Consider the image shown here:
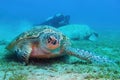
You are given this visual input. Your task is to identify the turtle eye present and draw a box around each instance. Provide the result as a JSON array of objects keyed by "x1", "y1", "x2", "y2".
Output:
[
  {"x1": 52, "y1": 40, "x2": 57, "y2": 45},
  {"x1": 48, "y1": 36, "x2": 52, "y2": 43}
]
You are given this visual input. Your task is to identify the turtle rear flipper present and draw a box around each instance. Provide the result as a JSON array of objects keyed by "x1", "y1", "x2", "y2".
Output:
[{"x1": 64, "y1": 47, "x2": 115, "y2": 65}]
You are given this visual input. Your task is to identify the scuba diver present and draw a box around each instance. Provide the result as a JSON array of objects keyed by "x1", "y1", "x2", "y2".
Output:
[{"x1": 38, "y1": 13, "x2": 70, "y2": 28}]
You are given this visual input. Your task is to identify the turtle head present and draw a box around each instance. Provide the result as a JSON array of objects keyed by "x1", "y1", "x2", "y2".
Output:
[{"x1": 40, "y1": 32, "x2": 61, "y2": 50}]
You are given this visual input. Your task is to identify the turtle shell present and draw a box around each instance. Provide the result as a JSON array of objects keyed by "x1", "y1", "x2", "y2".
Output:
[{"x1": 6, "y1": 25, "x2": 67, "y2": 51}]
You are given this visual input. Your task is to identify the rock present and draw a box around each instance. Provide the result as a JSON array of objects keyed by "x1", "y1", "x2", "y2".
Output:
[{"x1": 58, "y1": 24, "x2": 98, "y2": 41}]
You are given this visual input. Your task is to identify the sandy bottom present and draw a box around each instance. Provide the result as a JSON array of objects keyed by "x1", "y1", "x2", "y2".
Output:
[{"x1": 0, "y1": 31, "x2": 120, "y2": 80}]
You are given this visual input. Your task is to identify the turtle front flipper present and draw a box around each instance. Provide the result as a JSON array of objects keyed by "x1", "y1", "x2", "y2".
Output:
[
  {"x1": 14, "y1": 43, "x2": 32, "y2": 65},
  {"x1": 64, "y1": 47, "x2": 115, "y2": 65}
]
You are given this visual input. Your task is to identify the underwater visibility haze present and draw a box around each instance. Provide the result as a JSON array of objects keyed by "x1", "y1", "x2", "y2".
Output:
[{"x1": 0, "y1": 0, "x2": 120, "y2": 80}]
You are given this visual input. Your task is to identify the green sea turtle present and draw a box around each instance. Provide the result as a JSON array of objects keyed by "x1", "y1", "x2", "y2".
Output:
[{"x1": 6, "y1": 25, "x2": 113, "y2": 65}]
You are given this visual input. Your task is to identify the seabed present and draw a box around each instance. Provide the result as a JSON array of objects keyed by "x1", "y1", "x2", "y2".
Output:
[{"x1": 0, "y1": 30, "x2": 120, "y2": 80}]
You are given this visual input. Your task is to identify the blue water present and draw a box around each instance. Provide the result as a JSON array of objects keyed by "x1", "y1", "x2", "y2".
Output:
[
  {"x1": 0, "y1": 0, "x2": 120, "y2": 27},
  {"x1": 0, "y1": 1, "x2": 120, "y2": 79},
  {"x1": 0, "y1": 0, "x2": 120, "y2": 40}
]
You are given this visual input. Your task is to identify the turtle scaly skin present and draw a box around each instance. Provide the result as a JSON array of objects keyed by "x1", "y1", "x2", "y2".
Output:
[
  {"x1": 6, "y1": 25, "x2": 114, "y2": 65},
  {"x1": 64, "y1": 47, "x2": 113, "y2": 64}
]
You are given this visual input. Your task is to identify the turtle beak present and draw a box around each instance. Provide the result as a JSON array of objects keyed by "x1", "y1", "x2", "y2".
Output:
[
  {"x1": 47, "y1": 36, "x2": 60, "y2": 49},
  {"x1": 48, "y1": 36, "x2": 58, "y2": 45}
]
